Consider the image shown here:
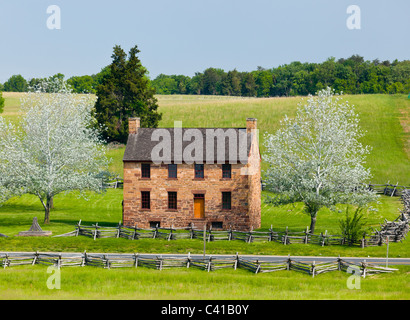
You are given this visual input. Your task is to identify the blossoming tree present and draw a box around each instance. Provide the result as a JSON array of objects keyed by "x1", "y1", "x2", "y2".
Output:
[
  {"x1": 263, "y1": 87, "x2": 378, "y2": 234},
  {"x1": 0, "y1": 80, "x2": 109, "y2": 224}
]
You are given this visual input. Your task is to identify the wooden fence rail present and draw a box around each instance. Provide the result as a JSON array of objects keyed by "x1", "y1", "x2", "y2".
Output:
[
  {"x1": 55, "y1": 219, "x2": 408, "y2": 248},
  {"x1": 53, "y1": 190, "x2": 410, "y2": 248},
  {"x1": 0, "y1": 252, "x2": 398, "y2": 278},
  {"x1": 263, "y1": 182, "x2": 408, "y2": 197}
]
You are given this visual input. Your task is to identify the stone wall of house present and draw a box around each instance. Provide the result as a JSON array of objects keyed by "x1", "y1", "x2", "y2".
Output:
[
  {"x1": 123, "y1": 162, "x2": 258, "y2": 231},
  {"x1": 247, "y1": 133, "x2": 262, "y2": 230}
]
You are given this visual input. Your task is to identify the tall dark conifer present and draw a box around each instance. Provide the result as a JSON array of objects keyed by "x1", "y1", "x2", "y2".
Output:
[{"x1": 94, "y1": 45, "x2": 161, "y2": 143}]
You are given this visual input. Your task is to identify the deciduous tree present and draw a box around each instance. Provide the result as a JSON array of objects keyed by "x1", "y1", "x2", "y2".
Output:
[
  {"x1": 263, "y1": 87, "x2": 378, "y2": 233},
  {"x1": 0, "y1": 79, "x2": 109, "y2": 224}
]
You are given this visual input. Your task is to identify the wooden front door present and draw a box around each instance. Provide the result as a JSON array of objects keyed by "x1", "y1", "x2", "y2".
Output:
[{"x1": 194, "y1": 198, "x2": 205, "y2": 219}]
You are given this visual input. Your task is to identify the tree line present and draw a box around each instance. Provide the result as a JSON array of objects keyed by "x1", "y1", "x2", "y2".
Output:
[
  {"x1": 1, "y1": 55, "x2": 409, "y2": 97},
  {"x1": 0, "y1": 72, "x2": 107, "y2": 94},
  {"x1": 151, "y1": 56, "x2": 410, "y2": 97}
]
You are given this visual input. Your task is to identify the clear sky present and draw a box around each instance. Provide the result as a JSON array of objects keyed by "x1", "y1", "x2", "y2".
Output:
[{"x1": 0, "y1": 0, "x2": 409, "y2": 82}]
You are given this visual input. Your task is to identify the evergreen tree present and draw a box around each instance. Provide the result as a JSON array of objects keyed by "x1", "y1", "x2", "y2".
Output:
[
  {"x1": 94, "y1": 45, "x2": 161, "y2": 143},
  {"x1": 0, "y1": 91, "x2": 4, "y2": 114}
]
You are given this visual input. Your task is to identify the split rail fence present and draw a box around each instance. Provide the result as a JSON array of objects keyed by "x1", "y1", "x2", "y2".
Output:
[
  {"x1": 55, "y1": 190, "x2": 410, "y2": 248},
  {"x1": 55, "y1": 212, "x2": 409, "y2": 248},
  {"x1": 367, "y1": 182, "x2": 409, "y2": 197},
  {"x1": 262, "y1": 181, "x2": 409, "y2": 197},
  {"x1": 0, "y1": 252, "x2": 398, "y2": 278}
]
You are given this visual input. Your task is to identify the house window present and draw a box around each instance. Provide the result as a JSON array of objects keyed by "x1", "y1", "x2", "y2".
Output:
[
  {"x1": 168, "y1": 164, "x2": 177, "y2": 178},
  {"x1": 222, "y1": 164, "x2": 231, "y2": 179},
  {"x1": 150, "y1": 221, "x2": 160, "y2": 228},
  {"x1": 141, "y1": 191, "x2": 150, "y2": 209},
  {"x1": 222, "y1": 192, "x2": 231, "y2": 210},
  {"x1": 141, "y1": 163, "x2": 150, "y2": 178},
  {"x1": 212, "y1": 221, "x2": 223, "y2": 229},
  {"x1": 168, "y1": 192, "x2": 177, "y2": 210},
  {"x1": 194, "y1": 164, "x2": 204, "y2": 178}
]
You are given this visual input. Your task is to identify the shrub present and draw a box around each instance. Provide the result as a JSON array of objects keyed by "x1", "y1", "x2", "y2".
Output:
[{"x1": 339, "y1": 206, "x2": 368, "y2": 245}]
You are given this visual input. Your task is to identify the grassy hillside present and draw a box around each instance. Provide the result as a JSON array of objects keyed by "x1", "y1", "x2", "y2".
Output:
[
  {"x1": 2, "y1": 92, "x2": 409, "y2": 184},
  {"x1": 0, "y1": 93, "x2": 408, "y2": 252},
  {"x1": 156, "y1": 94, "x2": 410, "y2": 185},
  {"x1": 0, "y1": 93, "x2": 408, "y2": 299}
]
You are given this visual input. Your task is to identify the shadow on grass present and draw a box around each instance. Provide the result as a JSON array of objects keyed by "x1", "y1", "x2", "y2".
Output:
[{"x1": 50, "y1": 219, "x2": 120, "y2": 228}]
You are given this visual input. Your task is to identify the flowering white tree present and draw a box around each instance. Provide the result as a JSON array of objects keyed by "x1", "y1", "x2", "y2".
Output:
[
  {"x1": 263, "y1": 87, "x2": 378, "y2": 234},
  {"x1": 0, "y1": 80, "x2": 109, "y2": 224}
]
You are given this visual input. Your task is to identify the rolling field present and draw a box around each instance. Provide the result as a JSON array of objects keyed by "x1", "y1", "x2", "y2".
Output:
[
  {"x1": 123, "y1": 94, "x2": 410, "y2": 184},
  {"x1": 0, "y1": 92, "x2": 409, "y2": 299},
  {"x1": 3, "y1": 92, "x2": 410, "y2": 184}
]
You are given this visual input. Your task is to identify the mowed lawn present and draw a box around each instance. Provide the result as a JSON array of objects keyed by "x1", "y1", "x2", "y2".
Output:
[
  {"x1": 0, "y1": 190, "x2": 408, "y2": 259},
  {"x1": 0, "y1": 92, "x2": 409, "y2": 256},
  {"x1": 0, "y1": 93, "x2": 409, "y2": 299},
  {"x1": 1, "y1": 265, "x2": 409, "y2": 300}
]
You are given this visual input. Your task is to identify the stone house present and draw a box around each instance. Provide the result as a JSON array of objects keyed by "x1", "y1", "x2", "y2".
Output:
[{"x1": 122, "y1": 117, "x2": 261, "y2": 231}]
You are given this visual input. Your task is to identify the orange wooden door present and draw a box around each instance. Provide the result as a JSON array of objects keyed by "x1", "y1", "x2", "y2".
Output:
[{"x1": 194, "y1": 198, "x2": 205, "y2": 219}]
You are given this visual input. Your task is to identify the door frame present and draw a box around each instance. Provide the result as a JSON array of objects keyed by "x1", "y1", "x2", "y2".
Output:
[{"x1": 193, "y1": 194, "x2": 205, "y2": 219}]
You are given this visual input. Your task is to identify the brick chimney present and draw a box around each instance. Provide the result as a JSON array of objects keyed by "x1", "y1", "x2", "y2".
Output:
[
  {"x1": 246, "y1": 118, "x2": 257, "y2": 133},
  {"x1": 129, "y1": 117, "x2": 140, "y2": 134}
]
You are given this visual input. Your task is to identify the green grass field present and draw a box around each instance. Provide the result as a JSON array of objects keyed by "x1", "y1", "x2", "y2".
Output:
[
  {"x1": 1, "y1": 265, "x2": 409, "y2": 300},
  {"x1": 3, "y1": 92, "x2": 410, "y2": 184},
  {"x1": 0, "y1": 93, "x2": 409, "y2": 299},
  {"x1": 0, "y1": 190, "x2": 408, "y2": 258}
]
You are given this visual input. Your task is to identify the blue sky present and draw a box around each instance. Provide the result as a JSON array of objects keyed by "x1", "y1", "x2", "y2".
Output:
[{"x1": 0, "y1": 0, "x2": 409, "y2": 82}]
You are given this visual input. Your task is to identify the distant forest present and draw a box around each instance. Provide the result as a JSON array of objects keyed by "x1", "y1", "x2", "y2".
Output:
[
  {"x1": 151, "y1": 55, "x2": 410, "y2": 97},
  {"x1": 1, "y1": 55, "x2": 410, "y2": 97}
]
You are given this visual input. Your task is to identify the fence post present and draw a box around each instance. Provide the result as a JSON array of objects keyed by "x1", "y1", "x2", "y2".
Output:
[
  {"x1": 378, "y1": 232, "x2": 383, "y2": 246},
  {"x1": 208, "y1": 226, "x2": 212, "y2": 242},
  {"x1": 311, "y1": 261, "x2": 315, "y2": 278},
  {"x1": 283, "y1": 226, "x2": 288, "y2": 245},
  {"x1": 361, "y1": 260, "x2": 367, "y2": 278},
  {"x1": 3, "y1": 253, "x2": 9, "y2": 269},
  {"x1": 207, "y1": 256, "x2": 212, "y2": 272},
  {"x1": 361, "y1": 233, "x2": 366, "y2": 248},
  {"x1": 247, "y1": 227, "x2": 253, "y2": 243},
  {"x1": 190, "y1": 224, "x2": 194, "y2": 240},
  {"x1": 132, "y1": 224, "x2": 137, "y2": 240},
  {"x1": 134, "y1": 253, "x2": 139, "y2": 268},
  {"x1": 304, "y1": 226, "x2": 309, "y2": 244},
  {"x1": 82, "y1": 251, "x2": 86, "y2": 267},
  {"x1": 153, "y1": 224, "x2": 159, "y2": 239},
  {"x1": 93, "y1": 223, "x2": 98, "y2": 240},
  {"x1": 384, "y1": 181, "x2": 390, "y2": 195},
  {"x1": 168, "y1": 225, "x2": 174, "y2": 241},
  {"x1": 104, "y1": 255, "x2": 110, "y2": 269},
  {"x1": 187, "y1": 252, "x2": 191, "y2": 268},
  {"x1": 255, "y1": 259, "x2": 260, "y2": 274},
  {"x1": 32, "y1": 251, "x2": 38, "y2": 265},
  {"x1": 234, "y1": 252, "x2": 238, "y2": 270},
  {"x1": 391, "y1": 182, "x2": 398, "y2": 197},
  {"x1": 116, "y1": 221, "x2": 121, "y2": 238},
  {"x1": 286, "y1": 254, "x2": 291, "y2": 271},
  {"x1": 76, "y1": 220, "x2": 82, "y2": 236}
]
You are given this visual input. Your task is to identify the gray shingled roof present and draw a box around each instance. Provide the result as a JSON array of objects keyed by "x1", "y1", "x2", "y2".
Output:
[{"x1": 123, "y1": 128, "x2": 254, "y2": 163}]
